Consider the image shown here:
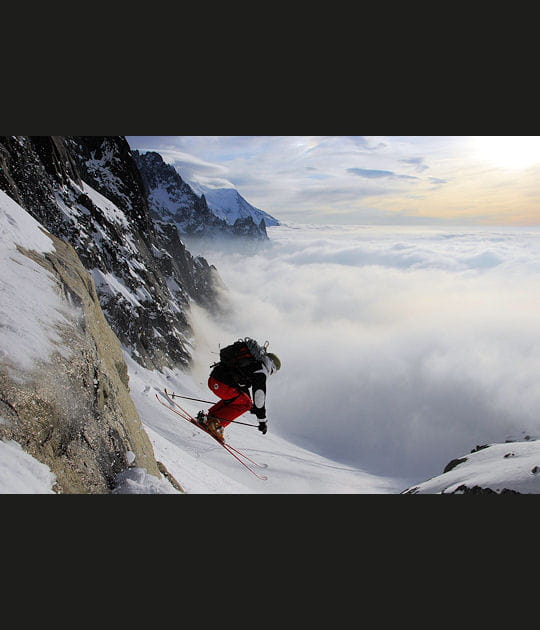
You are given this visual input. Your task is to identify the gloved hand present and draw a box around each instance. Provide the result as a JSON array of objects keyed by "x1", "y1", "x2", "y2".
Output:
[{"x1": 258, "y1": 421, "x2": 267, "y2": 435}]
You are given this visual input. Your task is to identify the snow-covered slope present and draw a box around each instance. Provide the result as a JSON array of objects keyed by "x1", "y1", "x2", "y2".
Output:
[
  {"x1": 403, "y1": 437, "x2": 540, "y2": 494},
  {"x1": 1, "y1": 347, "x2": 407, "y2": 494},
  {"x1": 0, "y1": 189, "x2": 69, "y2": 373},
  {"x1": 189, "y1": 183, "x2": 280, "y2": 227},
  {"x1": 122, "y1": 354, "x2": 406, "y2": 493},
  {"x1": 0, "y1": 440, "x2": 58, "y2": 494}
]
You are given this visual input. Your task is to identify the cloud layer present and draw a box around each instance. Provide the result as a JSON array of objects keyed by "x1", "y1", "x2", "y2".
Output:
[{"x1": 189, "y1": 224, "x2": 540, "y2": 482}]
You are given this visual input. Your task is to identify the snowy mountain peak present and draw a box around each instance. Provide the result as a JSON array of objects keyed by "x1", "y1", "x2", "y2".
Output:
[
  {"x1": 133, "y1": 150, "x2": 270, "y2": 241},
  {"x1": 189, "y1": 182, "x2": 280, "y2": 227}
]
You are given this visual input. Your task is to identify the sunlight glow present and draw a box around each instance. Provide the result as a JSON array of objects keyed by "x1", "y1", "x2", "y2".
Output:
[{"x1": 472, "y1": 136, "x2": 540, "y2": 170}]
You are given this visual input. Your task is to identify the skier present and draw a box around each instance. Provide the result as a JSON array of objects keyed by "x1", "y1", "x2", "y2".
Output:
[{"x1": 197, "y1": 338, "x2": 281, "y2": 443}]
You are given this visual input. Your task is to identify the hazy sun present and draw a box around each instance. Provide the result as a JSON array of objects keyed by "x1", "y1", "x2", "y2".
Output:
[{"x1": 472, "y1": 136, "x2": 540, "y2": 170}]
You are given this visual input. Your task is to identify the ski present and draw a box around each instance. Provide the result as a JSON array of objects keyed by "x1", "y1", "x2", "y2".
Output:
[
  {"x1": 162, "y1": 389, "x2": 268, "y2": 471},
  {"x1": 156, "y1": 392, "x2": 268, "y2": 480},
  {"x1": 163, "y1": 389, "x2": 267, "y2": 468},
  {"x1": 222, "y1": 442, "x2": 268, "y2": 470}
]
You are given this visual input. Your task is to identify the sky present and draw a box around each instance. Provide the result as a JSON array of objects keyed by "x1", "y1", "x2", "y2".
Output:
[{"x1": 126, "y1": 136, "x2": 540, "y2": 226}]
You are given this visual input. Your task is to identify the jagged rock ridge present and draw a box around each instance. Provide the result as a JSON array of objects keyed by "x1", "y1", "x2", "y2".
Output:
[
  {"x1": 133, "y1": 150, "x2": 269, "y2": 241},
  {"x1": 0, "y1": 136, "x2": 224, "y2": 371}
]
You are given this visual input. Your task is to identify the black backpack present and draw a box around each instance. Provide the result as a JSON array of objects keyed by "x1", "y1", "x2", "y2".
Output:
[{"x1": 218, "y1": 338, "x2": 266, "y2": 376}]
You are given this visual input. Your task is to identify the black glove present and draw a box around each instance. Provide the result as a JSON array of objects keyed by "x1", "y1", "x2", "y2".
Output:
[{"x1": 258, "y1": 421, "x2": 267, "y2": 435}]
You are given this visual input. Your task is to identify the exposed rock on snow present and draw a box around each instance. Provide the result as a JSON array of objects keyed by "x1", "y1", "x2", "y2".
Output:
[{"x1": 402, "y1": 437, "x2": 540, "y2": 494}]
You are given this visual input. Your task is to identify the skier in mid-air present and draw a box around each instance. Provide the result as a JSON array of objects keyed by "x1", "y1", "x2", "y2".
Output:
[{"x1": 196, "y1": 338, "x2": 281, "y2": 443}]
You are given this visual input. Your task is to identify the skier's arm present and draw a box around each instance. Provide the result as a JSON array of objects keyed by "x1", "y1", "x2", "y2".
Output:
[{"x1": 251, "y1": 370, "x2": 267, "y2": 420}]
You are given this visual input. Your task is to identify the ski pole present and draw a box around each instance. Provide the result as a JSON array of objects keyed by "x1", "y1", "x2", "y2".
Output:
[
  {"x1": 224, "y1": 419, "x2": 259, "y2": 428},
  {"x1": 167, "y1": 392, "x2": 216, "y2": 404},
  {"x1": 166, "y1": 391, "x2": 260, "y2": 428}
]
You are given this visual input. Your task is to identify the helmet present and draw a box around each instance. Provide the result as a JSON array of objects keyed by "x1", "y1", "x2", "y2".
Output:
[{"x1": 266, "y1": 352, "x2": 281, "y2": 371}]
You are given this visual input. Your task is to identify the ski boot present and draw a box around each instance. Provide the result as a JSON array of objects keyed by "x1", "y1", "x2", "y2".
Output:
[
  {"x1": 196, "y1": 411, "x2": 225, "y2": 443},
  {"x1": 196, "y1": 410, "x2": 207, "y2": 427}
]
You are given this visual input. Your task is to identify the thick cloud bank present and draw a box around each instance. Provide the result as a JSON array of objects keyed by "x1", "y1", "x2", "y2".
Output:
[{"x1": 190, "y1": 224, "x2": 540, "y2": 481}]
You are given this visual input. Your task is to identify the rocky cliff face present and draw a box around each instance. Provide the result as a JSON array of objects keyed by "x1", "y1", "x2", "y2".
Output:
[
  {"x1": 0, "y1": 136, "x2": 224, "y2": 371},
  {"x1": 0, "y1": 197, "x2": 169, "y2": 493}
]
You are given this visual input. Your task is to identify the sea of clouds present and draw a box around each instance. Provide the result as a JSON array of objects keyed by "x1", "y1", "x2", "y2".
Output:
[{"x1": 187, "y1": 223, "x2": 540, "y2": 482}]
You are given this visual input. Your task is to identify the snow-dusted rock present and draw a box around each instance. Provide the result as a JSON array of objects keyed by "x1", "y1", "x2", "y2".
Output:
[
  {"x1": 189, "y1": 182, "x2": 279, "y2": 227},
  {"x1": 133, "y1": 149, "x2": 270, "y2": 241},
  {"x1": 0, "y1": 136, "x2": 223, "y2": 371}
]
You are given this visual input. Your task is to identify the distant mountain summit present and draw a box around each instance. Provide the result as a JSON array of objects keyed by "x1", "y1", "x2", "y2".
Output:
[
  {"x1": 189, "y1": 183, "x2": 280, "y2": 228},
  {"x1": 133, "y1": 150, "x2": 272, "y2": 241}
]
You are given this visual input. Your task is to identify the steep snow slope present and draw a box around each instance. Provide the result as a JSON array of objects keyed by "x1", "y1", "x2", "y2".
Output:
[
  {"x1": 123, "y1": 354, "x2": 407, "y2": 493},
  {"x1": 0, "y1": 440, "x2": 57, "y2": 494},
  {"x1": 0, "y1": 189, "x2": 70, "y2": 372}
]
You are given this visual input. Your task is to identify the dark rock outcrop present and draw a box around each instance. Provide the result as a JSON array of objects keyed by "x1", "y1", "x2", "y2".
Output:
[{"x1": 0, "y1": 136, "x2": 223, "y2": 371}]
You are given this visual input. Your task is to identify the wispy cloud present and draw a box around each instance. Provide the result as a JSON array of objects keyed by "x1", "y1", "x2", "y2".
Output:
[
  {"x1": 428, "y1": 176, "x2": 449, "y2": 187},
  {"x1": 347, "y1": 167, "x2": 419, "y2": 181},
  {"x1": 400, "y1": 156, "x2": 429, "y2": 172}
]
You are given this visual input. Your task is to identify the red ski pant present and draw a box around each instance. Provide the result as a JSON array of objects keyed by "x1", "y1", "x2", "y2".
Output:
[{"x1": 207, "y1": 377, "x2": 252, "y2": 427}]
